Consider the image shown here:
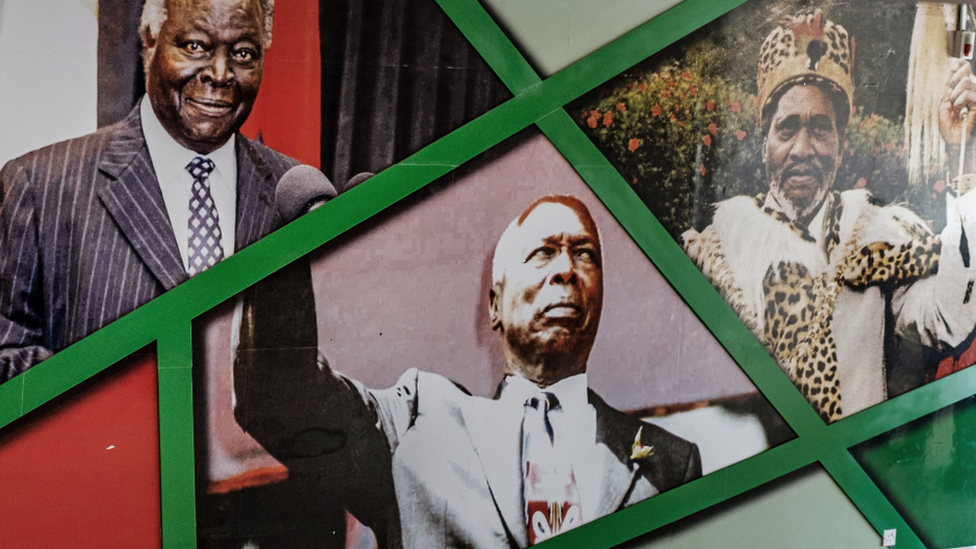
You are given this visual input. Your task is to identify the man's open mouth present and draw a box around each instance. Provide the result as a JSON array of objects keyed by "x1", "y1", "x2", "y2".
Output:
[{"x1": 542, "y1": 303, "x2": 581, "y2": 319}]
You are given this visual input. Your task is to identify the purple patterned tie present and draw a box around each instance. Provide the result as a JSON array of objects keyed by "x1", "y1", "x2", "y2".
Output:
[{"x1": 186, "y1": 157, "x2": 224, "y2": 276}]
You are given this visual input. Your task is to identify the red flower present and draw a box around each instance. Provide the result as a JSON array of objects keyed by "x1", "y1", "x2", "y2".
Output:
[
  {"x1": 639, "y1": 82, "x2": 647, "y2": 91},
  {"x1": 661, "y1": 90, "x2": 671, "y2": 100},
  {"x1": 700, "y1": 164, "x2": 707, "y2": 176},
  {"x1": 667, "y1": 79, "x2": 676, "y2": 88},
  {"x1": 682, "y1": 71, "x2": 692, "y2": 81},
  {"x1": 670, "y1": 112, "x2": 677, "y2": 122},
  {"x1": 587, "y1": 111, "x2": 599, "y2": 128},
  {"x1": 854, "y1": 177, "x2": 867, "y2": 189},
  {"x1": 689, "y1": 85, "x2": 697, "y2": 96},
  {"x1": 616, "y1": 102, "x2": 627, "y2": 112},
  {"x1": 730, "y1": 101, "x2": 741, "y2": 113},
  {"x1": 708, "y1": 123, "x2": 717, "y2": 135},
  {"x1": 736, "y1": 129, "x2": 747, "y2": 140},
  {"x1": 651, "y1": 105, "x2": 662, "y2": 116},
  {"x1": 679, "y1": 121, "x2": 685, "y2": 127},
  {"x1": 603, "y1": 111, "x2": 613, "y2": 127},
  {"x1": 628, "y1": 138, "x2": 641, "y2": 152},
  {"x1": 706, "y1": 100, "x2": 715, "y2": 112},
  {"x1": 702, "y1": 135, "x2": 712, "y2": 147}
]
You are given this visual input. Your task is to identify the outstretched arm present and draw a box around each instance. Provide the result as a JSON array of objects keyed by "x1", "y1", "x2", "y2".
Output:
[
  {"x1": 233, "y1": 257, "x2": 410, "y2": 519},
  {"x1": 895, "y1": 60, "x2": 976, "y2": 348}
]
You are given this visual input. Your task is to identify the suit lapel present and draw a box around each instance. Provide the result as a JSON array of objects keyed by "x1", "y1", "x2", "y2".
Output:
[
  {"x1": 97, "y1": 108, "x2": 187, "y2": 291},
  {"x1": 590, "y1": 391, "x2": 646, "y2": 518},
  {"x1": 234, "y1": 137, "x2": 277, "y2": 251},
  {"x1": 465, "y1": 396, "x2": 529, "y2": 548}
]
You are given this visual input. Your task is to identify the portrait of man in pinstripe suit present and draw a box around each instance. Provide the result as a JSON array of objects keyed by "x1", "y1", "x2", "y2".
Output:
[{"x1": 0, "y1": 0, "x2": 298, "y2": 382}]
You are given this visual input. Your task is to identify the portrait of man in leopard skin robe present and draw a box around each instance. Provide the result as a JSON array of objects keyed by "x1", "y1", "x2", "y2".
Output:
[{"x1": 682, "y1": 10, "x2": 976, "y2": 422}]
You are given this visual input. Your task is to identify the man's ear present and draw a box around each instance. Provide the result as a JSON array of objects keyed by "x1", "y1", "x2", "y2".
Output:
[
  {"x1": 142, "y1": 34, "x2": 157, "y2": 77},
  {"x1": 489, "y1": 285, "x2": 502, "y2": 331}
]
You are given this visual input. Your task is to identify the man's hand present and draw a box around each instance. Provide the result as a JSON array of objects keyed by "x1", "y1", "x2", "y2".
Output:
[{"x1": 940, "y1": 58, "x2": 976, "y2": 176}]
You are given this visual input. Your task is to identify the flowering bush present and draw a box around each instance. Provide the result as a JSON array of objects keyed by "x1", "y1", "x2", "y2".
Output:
[{"x1": 576, "y1": 62, "x2": 926, "y2": 237}]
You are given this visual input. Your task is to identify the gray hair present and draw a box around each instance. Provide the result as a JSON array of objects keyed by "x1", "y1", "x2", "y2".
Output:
[{"x1": 139, "y1": 0, "x2": 275, "y2": 53}]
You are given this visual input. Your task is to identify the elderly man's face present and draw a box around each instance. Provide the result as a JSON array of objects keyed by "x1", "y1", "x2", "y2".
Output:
[
  {"x1": 492, "y1": 203, "x2": 603, "y2": 371},
  {"x1": 763, "y1": 84, "x2": 841, "y2": 220},
  {"x1": 145, "y1": 0, "x2": 265, "y2": 154}
]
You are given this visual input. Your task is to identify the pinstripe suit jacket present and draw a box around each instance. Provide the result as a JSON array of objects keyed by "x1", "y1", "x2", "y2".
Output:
[{"x1": 0, "y1": 106, "x2": 298, "y2": 382}]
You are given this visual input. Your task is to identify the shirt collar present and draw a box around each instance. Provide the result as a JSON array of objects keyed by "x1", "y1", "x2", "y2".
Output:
[
  {"x1": 140, "y1": 95, "x2": 236, "y2": 184},
  {"x1": 499, "y1": 372, "x2": 589, "y2": 413}
]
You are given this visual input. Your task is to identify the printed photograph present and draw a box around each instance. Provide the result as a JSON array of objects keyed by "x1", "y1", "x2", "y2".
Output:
[
  {"x1": 572, "y1": 0, "x2": 976, "y2": 422},
  {"x1": 191, "y1": 129, "x2": 793, "y2": 548},
  {"x1": 0, "y1": 0, "x2": 508, "y2": 385}
]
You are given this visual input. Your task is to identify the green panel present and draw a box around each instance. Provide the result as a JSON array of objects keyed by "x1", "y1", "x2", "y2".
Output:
[
  {"x1": 855, "y1": 397, "x2": 976, "y2": 549},
  {"x1": 0, "y1": 375, "x2": 23, "y2": 427},
  {"x1": 625, "y1": 466, "x2": 879, "y2": 549},
  {"x1": 157, "y1": 323, "x2": 197, "y2": 549}
]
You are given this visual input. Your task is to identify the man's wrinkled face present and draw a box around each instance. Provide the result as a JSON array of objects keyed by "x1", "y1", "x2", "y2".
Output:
[
  {"x1": 145, "y1": 0, "x2": 265, "y2": 154},
  {"x1": 491, "y1": 203, "x2": 603, "y2": 365},
  {"x1": 763, "y1": 84, "x2": 841, "y2": 220}
]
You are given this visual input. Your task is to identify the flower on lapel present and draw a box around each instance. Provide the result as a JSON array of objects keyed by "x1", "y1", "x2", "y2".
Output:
[{"x1": 630, "y1": 426, "x2": 654, "y2": 460}]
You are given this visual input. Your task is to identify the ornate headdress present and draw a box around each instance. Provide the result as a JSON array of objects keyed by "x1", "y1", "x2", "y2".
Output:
[{"x1": 756, "y1": 10, "x2": 856, "y2": 130}]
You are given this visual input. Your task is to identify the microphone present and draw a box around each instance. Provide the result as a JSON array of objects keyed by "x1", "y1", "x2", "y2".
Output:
[
  {"x1": 274, "y1": 165, "x2": 338, "y2": 222},
  {"x1": 344, "y1": 171, "x2": 374, "y2": 192}
]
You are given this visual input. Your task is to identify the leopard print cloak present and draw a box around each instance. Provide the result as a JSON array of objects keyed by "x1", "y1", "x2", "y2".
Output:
[{"x1": 682, "y1": 190, "x2": 940, "y2": 422}]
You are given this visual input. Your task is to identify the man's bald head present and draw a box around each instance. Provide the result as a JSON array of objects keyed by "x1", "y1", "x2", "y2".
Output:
[
  {"x1": 492, "y1": 195, "x2": 601, "y2": 287},
  {"x1": 489, "y1": 196, "x2": 603, "y2": 387}
]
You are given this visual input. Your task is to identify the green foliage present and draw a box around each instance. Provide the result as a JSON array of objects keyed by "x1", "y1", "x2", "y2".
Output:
[
  {"x1": 576, "y1": 61, "x2": 945, "y2": 238},
  {"x1": 577, "y1": 58, "x2": 761, "y2": 237}
]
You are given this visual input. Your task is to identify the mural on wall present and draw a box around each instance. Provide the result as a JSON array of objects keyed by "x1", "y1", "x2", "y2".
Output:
[
  {"x1": 7, "y1": 0, "x2": 976, "y2": 548},
  {"x1": 573, "y1": 0, "x2": 976, "y2": 423},
  {"x1": 193, "y1": 129, "x2": 793, "y2": 548}
]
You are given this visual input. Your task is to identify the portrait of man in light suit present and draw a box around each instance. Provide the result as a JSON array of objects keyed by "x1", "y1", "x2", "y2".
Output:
[
  {"x1": 0, "y1": 0, "x2": 300, "y2": 382},
  {"x1": 233, "y1": 195, "x2": 702, "y2": 548}
]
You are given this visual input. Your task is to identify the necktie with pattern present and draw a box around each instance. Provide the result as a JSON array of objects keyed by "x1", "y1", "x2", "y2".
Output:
[
  {"x1": 522, "y1": 392, "x2": 582, "y2": 545},
  {"x1": 186, "y1": 156, "x2": 224, "y2": 277}
]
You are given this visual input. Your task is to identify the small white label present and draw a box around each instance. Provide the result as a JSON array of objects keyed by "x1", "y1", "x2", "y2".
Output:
[{"x1": 883, "y1": 529, "x2": 897, "y2": 547}]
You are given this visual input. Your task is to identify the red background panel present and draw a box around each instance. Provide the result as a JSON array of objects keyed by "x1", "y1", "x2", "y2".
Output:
[
  {"x1": 240, "y1": 0, "x2": 322, "y2": 168},
  {"x1": 0, "y1": 352, "x2": 161, "y2": 549}
]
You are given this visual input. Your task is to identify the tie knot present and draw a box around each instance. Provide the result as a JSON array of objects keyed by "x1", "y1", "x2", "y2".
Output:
[
  {"x1": 187, "y1": 156, "x2": 215, "y2": 181},
  {"x1": 526, "y1": 392, "x2": 559, "y2": 412}
]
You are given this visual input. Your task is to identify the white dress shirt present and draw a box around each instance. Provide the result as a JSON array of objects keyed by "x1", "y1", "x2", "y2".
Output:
[
  {"x1": 140, "y1": 96, "x2": 237, "y2": 271},
  {"x1": 499, "y1": 372, "x2": 600, "y2": 523}
]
